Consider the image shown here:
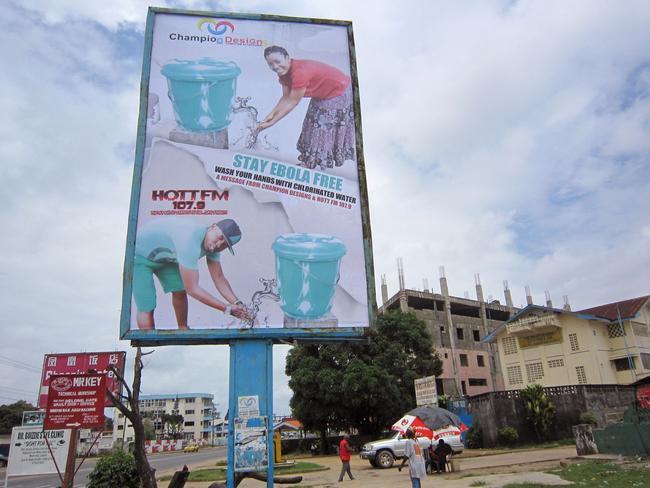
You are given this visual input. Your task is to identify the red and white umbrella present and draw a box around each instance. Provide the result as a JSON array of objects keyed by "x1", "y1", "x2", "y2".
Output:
[{"x1": 391, "y1": 414, "x2": 435, "y2": 439}]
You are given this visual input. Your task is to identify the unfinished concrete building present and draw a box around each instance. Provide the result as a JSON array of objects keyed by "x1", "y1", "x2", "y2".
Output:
[{"x1": 379, "y1": 268, "x2": 519, "y2": 398}]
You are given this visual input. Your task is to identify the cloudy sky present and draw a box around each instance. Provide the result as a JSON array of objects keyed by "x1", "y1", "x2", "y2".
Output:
[{"x1": 1, "y1": 0, "x2": 649, "y2": 416}]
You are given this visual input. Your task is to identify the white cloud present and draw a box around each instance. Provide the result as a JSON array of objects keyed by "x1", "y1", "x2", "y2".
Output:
[{"x1": 2, "y1": 0, "x2": 650, "y2": 415}]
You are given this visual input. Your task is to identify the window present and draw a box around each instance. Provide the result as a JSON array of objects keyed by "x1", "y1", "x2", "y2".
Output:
[
  {"x1": 456, "y1": 328, "x2": 464, "y2": 340},
  {"x1": 502, "y1": 336, "x2": 518, "y2": 355},
  {"x1": 525, "y1": 362, "x2": 544, "y2": 383},
  {"x1": 568, "y1": 333, "x2": 580, "y2": 351},
  {"x1": 477, "y1": 355, "x2": 485, "y2": 367},
  {"x1": 444, "y1": 353, "x2": 448, "y2": 359},
  {"x1": 185, "y1": 398, "x2": 195, "y2": 403},
  {"x1": 185, "y1": 410, "x2": 195, "y2": 415},
  {"x1": 642, "y1": 353, "x2": 650, "y2": 370},
  {"x1": 607, "y1": 322, "x2": 625, "y2": 338},
  {"x1": 440, "y1": 326, "x2": 445, "y2": 334},
  {"x1": 117, "y1": 425, "x2": 124, "y2": 430},
  {"x1": 184, "y1": 421, "x2": 195, "y2": 427},
  {"x1": 576, "y1": 366, "x2": 587, "y2": 384},
  {"x1": 613, "y1": 358, "x2": 635, "y2": 371},
  {"x1": 460, "y1": 354, "x2": 468, "y2": 367},
  {"x1": 548, "y1": 358, "x2": 564, "y2": 368},
  {"x1": 507, "y1": 365, "x2": 523, "y2": 385},
  {"x1": 468, "y1": 378, "x2": 487, "y2": 386},
  {"x1": 473, "y1": 330, "x2": 481, "y2": 342}
]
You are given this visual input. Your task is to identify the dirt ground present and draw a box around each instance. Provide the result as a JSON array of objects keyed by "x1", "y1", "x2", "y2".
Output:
[{"x1": 181, "y1": 445, "x2": 622, "y2": 487}]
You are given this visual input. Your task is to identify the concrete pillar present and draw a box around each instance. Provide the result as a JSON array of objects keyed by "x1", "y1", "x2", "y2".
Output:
[
  {"x1": 381, "y1": 274, "x2": 388, "y2": 305},
  {"x1": 503, "y1": 280, "x2": 514, "y2": 309},
  {"x1": 525, "y1": 285, "x2": 533, "y2": 306},
  {"x1": 545, "y1": 290, "x2": 553, "y2": 308}
]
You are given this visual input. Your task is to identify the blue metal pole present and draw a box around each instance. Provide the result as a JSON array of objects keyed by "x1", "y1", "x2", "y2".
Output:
[{"x1": 227, "y1": 340, "x2": 274, "y2": 488}]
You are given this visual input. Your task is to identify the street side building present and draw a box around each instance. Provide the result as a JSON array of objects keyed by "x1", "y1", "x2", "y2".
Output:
[
  {"x1": 112, "y1": 393, "x2": 217, "y2": 444},
  {"x1": 380, "y1": 274, "x2": 518, "y2": 397},
  {"x1": 485, "y1": 295, "x2": 650, "y2": 389}
]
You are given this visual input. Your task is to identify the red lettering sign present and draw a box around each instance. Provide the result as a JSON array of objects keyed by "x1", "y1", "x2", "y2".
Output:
[
  {"x1": 44, "y1": 373, "x2": 106, "y2": 430},
  {"x1": 38, "y1": 352, "x2": 126, "y2": 408}
]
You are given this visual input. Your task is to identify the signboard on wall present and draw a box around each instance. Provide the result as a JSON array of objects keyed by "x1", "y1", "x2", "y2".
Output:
[
  {"x1": 414, "y1": 375, "x2": 438, "y2": 406},
  {"x1": 120, "y1": 8, "x2": 375, "y2": 345},
  {"x1": 517, "y1": 329, "x2": 563, "y2": 349},
  {"x1": 234, "y1": 416, "x2": 268, "y2": 472},
  {"x1": 38, "y1": 352, "x2": 126, "y2": 408},
  {"x1": 44, "y1": 374, "x2": 106, "y2": 430}
]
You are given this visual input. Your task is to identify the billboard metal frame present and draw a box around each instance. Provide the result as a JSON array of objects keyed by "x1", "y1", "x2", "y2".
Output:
[{"x1": 120, "y1": 7, "x2": 376, "y2": 346}]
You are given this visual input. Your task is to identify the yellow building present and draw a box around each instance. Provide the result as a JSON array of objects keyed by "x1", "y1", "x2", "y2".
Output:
[{"x1": 486, "y1": 295, "x2": 650, "y2": 389}]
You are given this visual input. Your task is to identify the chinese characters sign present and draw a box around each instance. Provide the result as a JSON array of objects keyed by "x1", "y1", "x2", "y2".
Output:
[{"x1": 38, "y1": 352, "x2": 126, "y2": 408}]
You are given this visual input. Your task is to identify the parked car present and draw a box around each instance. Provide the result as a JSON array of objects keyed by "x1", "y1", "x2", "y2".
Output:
[
  {"x1": 0, "y1": 453, "x2": 8, "y2": 467},
  {"x1": 360, "y1": 429, "x2": 464, "y2": 469}
]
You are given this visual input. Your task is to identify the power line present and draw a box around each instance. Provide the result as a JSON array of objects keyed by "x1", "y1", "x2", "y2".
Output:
[
  {"x1": 1, "y1": 385, "x2": 38, "y2": 395},
  {"x1": 0, "y1": 355, "x2": 41, "y2": 374}
]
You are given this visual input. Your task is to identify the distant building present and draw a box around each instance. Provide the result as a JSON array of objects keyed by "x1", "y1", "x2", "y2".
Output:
[
  {"x1": 380, "y1": 274, "x2": 518, "y2": 397},
  {"x1": 112, "y1": 393, "x2": 217, "y2": 443},
  {"x1": 485, "y1": 295, "x2": 650, "y2": 389}
]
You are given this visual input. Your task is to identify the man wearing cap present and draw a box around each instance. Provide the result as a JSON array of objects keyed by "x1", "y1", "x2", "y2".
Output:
[{"x1": 133, "y1": 217, "x2": 251, "y2": 329}]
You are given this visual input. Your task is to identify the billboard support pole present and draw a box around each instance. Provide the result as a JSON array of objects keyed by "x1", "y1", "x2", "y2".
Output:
[
  {"x1": 62, "y1": 427, "x2": 78, "y2": 488},
  {"x1": 227, "y1": 340, "x2": 273, "y2": 488}
]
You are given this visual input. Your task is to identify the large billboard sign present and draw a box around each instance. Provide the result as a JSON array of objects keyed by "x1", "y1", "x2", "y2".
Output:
[
  {"x1": 44, "y1": 374, "x2": 106, "y2": 430},
  {"x1": 121, "y1": 8, "x2": 375, "y2": 344},
  {"x1": 38, "y1": 352, "x2": 126, "y2": 408}
]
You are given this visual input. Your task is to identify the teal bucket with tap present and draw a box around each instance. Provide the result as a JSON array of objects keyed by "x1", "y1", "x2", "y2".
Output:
[
  {"x1": 272, "y1": 234, "x2": 346, "y2": 319},
  {"x1": 161, "y1": 58, "x2": 241, "y2": 132}
]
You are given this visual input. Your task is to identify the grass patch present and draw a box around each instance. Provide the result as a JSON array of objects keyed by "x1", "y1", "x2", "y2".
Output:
[
  {"x1": 470, "y1": 481, "x2": 488, "y2": 486},
  {"x1": 159, "y1": 461, "x2": 326, "y2": 482},
  {"x1": 501, "y1": 460, "x2": 648, "y2": 488}
]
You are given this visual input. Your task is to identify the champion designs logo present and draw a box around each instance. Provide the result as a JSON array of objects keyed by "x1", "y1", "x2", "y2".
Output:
[
  {"x1": 197, "y1": 19, "x2": 235, "y2": 36},
  {"x1": 168, "y1": 18, "x2": 267, "y2": 46}
]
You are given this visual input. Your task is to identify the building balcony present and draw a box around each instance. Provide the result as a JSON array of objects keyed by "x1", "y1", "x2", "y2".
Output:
[{"x1": 506, "y1": 313, "x2": 561, "y2": 335}]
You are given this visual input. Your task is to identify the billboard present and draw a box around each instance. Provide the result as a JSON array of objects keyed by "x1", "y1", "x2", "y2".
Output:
[
  {"x1": 7, "y1": 427, "x2": 70, "y2": 477},
  {"x1": 44, "y1": 374, "x2": 106, "y2": 430},
  {"x1": 38, "y1": 352, "x2": 126, "y2": 408},
  {"x1": 121, "y1": 8, "x2": 375, "y2": 344}
]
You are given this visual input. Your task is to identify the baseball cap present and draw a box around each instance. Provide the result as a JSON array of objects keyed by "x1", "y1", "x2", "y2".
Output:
[{"x1": 216, "y1": 219, "x2": 242, "y2": 255}]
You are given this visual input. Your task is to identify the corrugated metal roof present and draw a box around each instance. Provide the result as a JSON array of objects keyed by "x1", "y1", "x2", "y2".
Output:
[{"x1": 577, "y1": 295, "x2": 650, "y2": 321}]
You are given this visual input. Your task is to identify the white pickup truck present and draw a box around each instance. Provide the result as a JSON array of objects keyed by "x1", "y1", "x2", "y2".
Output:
[{"x1": 359, "y1": 429, "x2": 464, "y2": 469}]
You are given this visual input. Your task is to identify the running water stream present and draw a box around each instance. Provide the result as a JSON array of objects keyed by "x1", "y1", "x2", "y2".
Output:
[
  {"x1": 230, "y1": 97, "x2": 279, "y2": 152},
  {"x1": 241, "y1": 278, "x2": 280, "y2": 328}
]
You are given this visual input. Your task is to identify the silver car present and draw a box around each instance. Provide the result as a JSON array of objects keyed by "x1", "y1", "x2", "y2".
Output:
[{"x1": 360, "y1": 431, "x2": 463, "y2": 469}]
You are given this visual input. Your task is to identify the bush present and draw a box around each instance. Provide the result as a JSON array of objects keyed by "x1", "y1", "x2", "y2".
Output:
[
  {"x1": 520, "y1": 383, "x2": 556, "y2": 441},
  {"x1": 465, "y1": 422, "x2": 483, "y2": 449},
  {"x1": 87, "y1": 449, "x2": 140, "y2": 488},
  {"x1": 578, "y1": 411, "x2": 598, "y2": 425},
  {"x1": 497, "y1": 426, "x2": 519, "y2": 446}
]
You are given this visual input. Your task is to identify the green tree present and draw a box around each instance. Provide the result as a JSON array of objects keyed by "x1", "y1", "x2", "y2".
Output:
[
  {"x1": 520, "y1": 383, "x2": 556, "y2": 441},
  {"x1": 143, "y1": 417, "x2": 156, "y2": 441},
  {"x1": 0, "y1": 400, "x2": 37, "y2": 435},
  {"x1": 286, "y1": 310, "x2": 443, "y2": 442},
  {"x1": 87, "y1": 450, "x2": 140, "y2": 488},
  {"x1": 162, "y1": 413, "x2": 184, "y2": 439}
]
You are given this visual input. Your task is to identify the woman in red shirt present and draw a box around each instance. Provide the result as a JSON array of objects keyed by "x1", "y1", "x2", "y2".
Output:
[{"x1": 257, "y1": 45, "x2": 356, "y2": 170}]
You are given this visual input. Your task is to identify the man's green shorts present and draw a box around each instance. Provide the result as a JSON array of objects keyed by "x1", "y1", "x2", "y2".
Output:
[{"x1": 133, "y1": 255, "x2": 185, "y2": 312}]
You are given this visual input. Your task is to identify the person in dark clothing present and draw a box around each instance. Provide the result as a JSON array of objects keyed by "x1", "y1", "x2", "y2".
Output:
[{"x1": 432, "y1": 439, "x2": 452, "y2": 473}]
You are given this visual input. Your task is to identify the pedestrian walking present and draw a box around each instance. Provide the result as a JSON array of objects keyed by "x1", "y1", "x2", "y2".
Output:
[
  {"x1": 338, "y1": 433, "x2": 355, "y2": 482},
  {"x1": 398, "y1": 428, "x2": 427, "y2": 488}
]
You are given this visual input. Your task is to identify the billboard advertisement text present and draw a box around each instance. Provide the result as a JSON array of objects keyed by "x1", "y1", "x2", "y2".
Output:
[{"x1": 121, "y1": 9, "x2": 375, "y2": 344}]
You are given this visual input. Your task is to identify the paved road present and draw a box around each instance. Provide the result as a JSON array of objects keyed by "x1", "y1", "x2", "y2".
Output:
[{"x1": 1, "y1": 446, "x2": 226, "y2": 488}]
